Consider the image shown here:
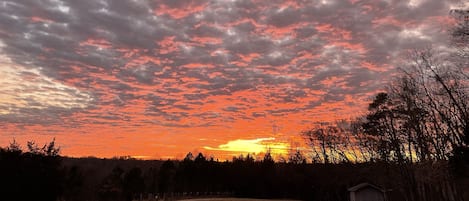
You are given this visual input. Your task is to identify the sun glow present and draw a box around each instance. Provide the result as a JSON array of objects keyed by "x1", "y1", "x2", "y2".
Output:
[{"x1": 204, "y1": 137, "x2": 290, "y2": 156}]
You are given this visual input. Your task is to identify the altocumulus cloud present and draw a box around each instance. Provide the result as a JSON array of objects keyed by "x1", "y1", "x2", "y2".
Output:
[
  {"x1": 0, "y1": 0, "x2": 463, "y2": 158},
  {"x1": 0, "y1": 53, "x2": 93, "y2": 125}
]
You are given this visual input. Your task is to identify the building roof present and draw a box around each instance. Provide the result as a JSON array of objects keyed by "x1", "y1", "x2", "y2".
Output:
[{"x1": 348, "y1": 182, "x2": 385, "y2": 192}]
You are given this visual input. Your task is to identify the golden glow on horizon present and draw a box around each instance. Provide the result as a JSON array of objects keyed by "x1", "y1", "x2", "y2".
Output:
[{"x1": 204, "y1": 137, "x2": 290, "y2": 156}]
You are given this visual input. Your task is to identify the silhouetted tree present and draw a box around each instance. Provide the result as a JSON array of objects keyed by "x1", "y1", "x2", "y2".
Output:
[
  {"x1": 288, "y1": 148, "x2": 306, "y2": 164},
  {"x1": 194, "y1": 152, "x2": 207, "y2": 163},
  {"x1": 184, "y1": 152, "x2": 194, "y2": 161},
  {"x1": 123, "y1": 167, "x2": 145, "y2": 201},
  {"x1": 158, "y1": 160, "x2": 176, "y2": 196},
  {"x1": 98, "y1": 166, "x2": 124, "y2": 201},
  {"x1": 7, "y1": 139, "x2": 22, "y2": 153},
  {"x1": 303, "y1": 124, "x2": 352, "y2": 164},
  {"x1": 263, "y1": 149, "x2": 275, "y2": 165},
  {"x1": 61, "y1": 165, "x2": 84, "y2": 201},
  {"x1": 0, "y1": 139, "x2": 63, "y2": 201}
]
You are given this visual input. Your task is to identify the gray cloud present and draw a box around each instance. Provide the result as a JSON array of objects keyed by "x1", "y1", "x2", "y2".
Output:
[{"x1": 0, "y1": 0, "x2": 460, "y2": 129}]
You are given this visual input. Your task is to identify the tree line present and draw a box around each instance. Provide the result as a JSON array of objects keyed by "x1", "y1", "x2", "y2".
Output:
[
  {"x1": 2, "y1": 137, "x2": 469, "y2": 201},
  {"x1": 301, "y1": 9, "x2": 468, "y2": 201}
]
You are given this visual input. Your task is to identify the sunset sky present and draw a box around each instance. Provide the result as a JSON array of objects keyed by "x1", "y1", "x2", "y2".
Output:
[{"x1": 0, "y1": 0, "x2": 463, "y2": 160}]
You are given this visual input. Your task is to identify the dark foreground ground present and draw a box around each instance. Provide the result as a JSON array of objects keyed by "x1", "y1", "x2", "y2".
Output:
[{"x1": 178, "y1": 198, "x2": 298, "y2": 201}]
